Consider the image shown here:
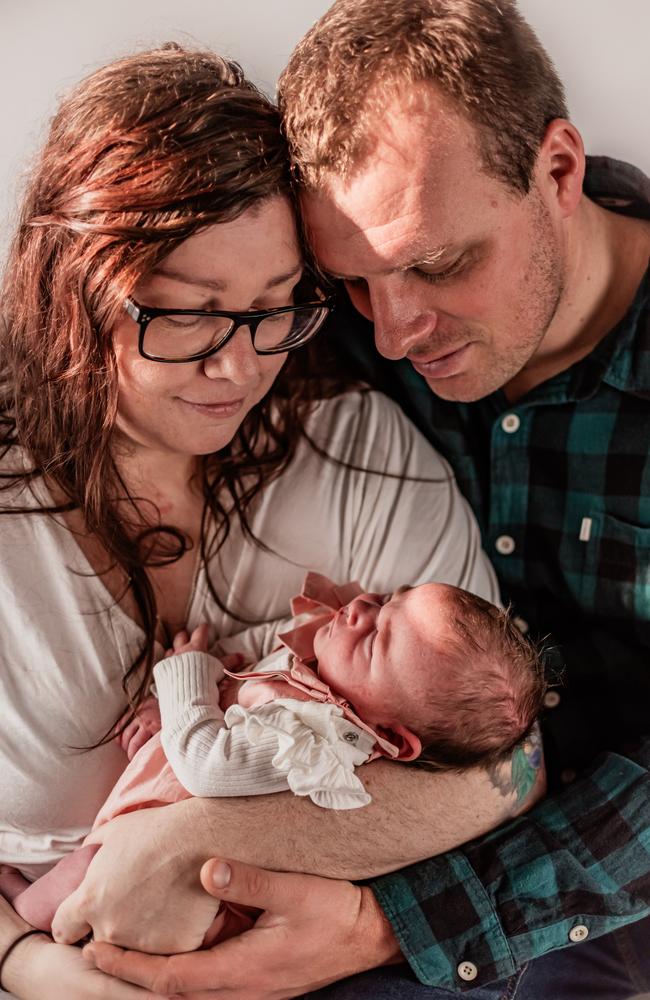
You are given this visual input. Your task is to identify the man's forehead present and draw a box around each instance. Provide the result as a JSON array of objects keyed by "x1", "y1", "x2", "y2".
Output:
[
  {"x1": 303, "y1": 173, "x2": 461, "y2": 276},
  {"x1": 301, "y1": 96, "x2": 483, "y2": 271}
]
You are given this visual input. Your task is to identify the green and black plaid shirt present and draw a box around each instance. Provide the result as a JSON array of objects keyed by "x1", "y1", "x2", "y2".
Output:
[{"x1": 328, "y1": 158, "x2": 650, "y2": 990}]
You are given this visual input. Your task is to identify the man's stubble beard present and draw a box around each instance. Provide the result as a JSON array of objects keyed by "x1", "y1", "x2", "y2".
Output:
[{"x1": 426, "y1": 191, "x2": 566, "y2": 403}]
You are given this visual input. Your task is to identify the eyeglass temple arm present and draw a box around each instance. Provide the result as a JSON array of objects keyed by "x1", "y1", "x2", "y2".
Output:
[{"x1": 123, "y1": 298, "x2": 141, "y2": 322}]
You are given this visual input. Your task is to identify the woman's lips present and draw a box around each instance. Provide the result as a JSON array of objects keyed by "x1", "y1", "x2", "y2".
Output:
[
  {"x1": 409, "y1": 343, "x2": 472, "y2": 379},
  {"x1": 179, "y1": 397, "x2": 245, "y2": 417}
]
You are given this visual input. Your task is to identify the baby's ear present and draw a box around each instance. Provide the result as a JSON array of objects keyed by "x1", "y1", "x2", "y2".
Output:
[{"x1": 386, "y1": 723, "x2": 422, "y2": 761}]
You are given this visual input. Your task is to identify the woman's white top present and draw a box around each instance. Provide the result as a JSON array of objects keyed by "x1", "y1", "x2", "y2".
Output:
[{"x1": 0, "y1": 390, "x2": 498, "y2": 879}]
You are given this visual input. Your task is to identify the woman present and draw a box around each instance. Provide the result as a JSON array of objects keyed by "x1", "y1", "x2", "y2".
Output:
[{"x1": 0, "y1": 44, "x2": 505, "y2": 999}]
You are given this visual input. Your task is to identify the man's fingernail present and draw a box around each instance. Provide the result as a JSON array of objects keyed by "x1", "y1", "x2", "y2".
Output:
[{"x1": 211, "y1": 861, "x2": 231, "y2": 888}]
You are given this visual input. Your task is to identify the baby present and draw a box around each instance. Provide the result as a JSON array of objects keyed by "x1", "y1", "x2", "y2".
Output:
[{"x1": 3, "y1": 573, "x2": 546, "y2": 935}]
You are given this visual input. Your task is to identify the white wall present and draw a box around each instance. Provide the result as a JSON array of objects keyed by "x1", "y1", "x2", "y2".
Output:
[{"x1": 1, "y1": 0, "x2": 648, "y2": 252}]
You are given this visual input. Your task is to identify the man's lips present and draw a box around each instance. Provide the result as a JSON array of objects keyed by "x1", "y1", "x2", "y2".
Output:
[{"x1": 409, "y1": 343, "x2": 472, "y2": 379}]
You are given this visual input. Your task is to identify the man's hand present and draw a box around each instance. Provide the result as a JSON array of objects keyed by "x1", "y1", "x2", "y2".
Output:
[{"x1": 84, "y1": 857, "x2": 402, "y2": 999}]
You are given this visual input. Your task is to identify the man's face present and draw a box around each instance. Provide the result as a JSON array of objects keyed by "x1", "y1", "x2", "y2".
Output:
[{"x1": 302, "y1": 86, "x2": 566, "y2": 402}]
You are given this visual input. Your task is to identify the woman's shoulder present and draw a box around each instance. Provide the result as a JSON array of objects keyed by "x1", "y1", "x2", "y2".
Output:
[
  {"x1": 0, "y1": 445, "x2": 47, "y2": 511},
  {"x1": 305, "y1": 388, "x2": 410, "y2": 445},
  {"x1": 302, "y1": 388, "x2": 450, "y2": 478}
]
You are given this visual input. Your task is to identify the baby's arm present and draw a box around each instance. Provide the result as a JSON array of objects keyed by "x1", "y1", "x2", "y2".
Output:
[{"x1": 155, "y1": 626, "x2": 289, "y2": 798}]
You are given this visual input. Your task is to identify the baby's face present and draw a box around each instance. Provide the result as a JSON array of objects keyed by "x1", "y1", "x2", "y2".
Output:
[{"x1": 312, "y1": 583, "x2": 459, "y2": 729}]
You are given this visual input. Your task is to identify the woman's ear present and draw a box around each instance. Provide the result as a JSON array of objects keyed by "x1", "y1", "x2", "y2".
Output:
[{"x1": 383, "y1": 723, "x2": 422, "y2": 761}]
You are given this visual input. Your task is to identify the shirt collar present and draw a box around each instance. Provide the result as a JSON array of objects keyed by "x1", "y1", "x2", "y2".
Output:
[{"x1": 574, "y1": 157, "x2": 650, "y2": 399}]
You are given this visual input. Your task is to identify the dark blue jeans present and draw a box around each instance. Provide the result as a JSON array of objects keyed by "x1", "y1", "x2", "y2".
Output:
[{"x1": 308, "y1": 915, "x2": 650, "y2": 999}]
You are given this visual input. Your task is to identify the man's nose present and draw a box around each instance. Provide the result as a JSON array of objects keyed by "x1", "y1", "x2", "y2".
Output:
[
  {"x1": 202, "y1": 326, "x2": 261, "y2": 385},
  {"x1": 370, "y1": 284, "x2": 438, "y2": 361}
]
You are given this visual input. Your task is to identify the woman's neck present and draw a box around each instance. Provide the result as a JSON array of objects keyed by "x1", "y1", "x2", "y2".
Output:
[{"x1": 111, "y1": 431, "x2": 201, "y2": 513}]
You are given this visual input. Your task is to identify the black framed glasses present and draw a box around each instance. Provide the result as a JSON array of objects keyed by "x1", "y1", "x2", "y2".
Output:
[{"x1": 123, "y1": 284, "x2": 334, "y2": 363}]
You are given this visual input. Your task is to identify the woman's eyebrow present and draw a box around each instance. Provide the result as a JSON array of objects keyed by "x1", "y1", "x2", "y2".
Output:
[
  {"x1": 148, "y1": 263, "x2": 303, "y2": 292},
  {"x1": 264, "y1": 264, "x2": 303, "y2": 289},
  {"x1": 149, "y1": 266, "x2": 227, "y2": 291}
]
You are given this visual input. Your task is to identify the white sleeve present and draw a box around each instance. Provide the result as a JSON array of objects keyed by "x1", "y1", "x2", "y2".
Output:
[{"x1": 153, "y1": 652, "x2": 290, "y2": 797}]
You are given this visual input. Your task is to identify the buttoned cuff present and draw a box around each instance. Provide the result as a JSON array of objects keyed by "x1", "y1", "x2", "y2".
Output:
[{"x1": 370, "y1": 852, "x2": 515, "y2": 991}]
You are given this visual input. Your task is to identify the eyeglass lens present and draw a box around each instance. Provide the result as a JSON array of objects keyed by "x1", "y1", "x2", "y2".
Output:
[{"x1": 143, "y1": 307, "x2": 327, "y2": 361}]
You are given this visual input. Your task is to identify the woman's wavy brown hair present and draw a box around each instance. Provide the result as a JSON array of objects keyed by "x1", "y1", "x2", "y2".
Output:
[{"x1": 0, "y1": 43, "x2": 341, "y2": 745}]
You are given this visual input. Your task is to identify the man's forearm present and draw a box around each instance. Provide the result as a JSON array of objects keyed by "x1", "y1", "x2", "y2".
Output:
[{"x1": 182, "y1": 744, "x2": 544, "y2": 880}]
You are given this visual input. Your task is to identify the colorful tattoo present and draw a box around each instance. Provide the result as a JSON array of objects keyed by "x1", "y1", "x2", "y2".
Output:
[{"x1": 487, "y1": 722, "x2": 543, "y2": 803}]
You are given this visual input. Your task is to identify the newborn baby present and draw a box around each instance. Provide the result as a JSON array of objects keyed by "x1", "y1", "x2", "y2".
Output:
[{"x1": 4, "y1": 573, "x2": 546, "y2": 935}]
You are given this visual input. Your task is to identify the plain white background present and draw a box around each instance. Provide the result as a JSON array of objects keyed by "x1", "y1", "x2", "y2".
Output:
[{"x1": 0, "y1": 0, "x2": 647, "y2": 254}]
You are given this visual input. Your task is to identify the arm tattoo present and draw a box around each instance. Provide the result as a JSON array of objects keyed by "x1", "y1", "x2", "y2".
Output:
[{"x1": 487, "y1": 722, "x2": 544, "y2": 804}]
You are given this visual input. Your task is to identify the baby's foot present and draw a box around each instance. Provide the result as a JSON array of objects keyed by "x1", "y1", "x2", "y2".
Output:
[
  {"x1": 0, "y1": 865, "x2": 31, "y2": 904},
  {"x1": 12, "y1": 844, "x2": 100, "y2": 931}
]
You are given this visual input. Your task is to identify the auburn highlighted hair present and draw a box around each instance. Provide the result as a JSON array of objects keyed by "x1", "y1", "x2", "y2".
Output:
[{"x1": 0, "y1": 43, "x2": 338, "y2": 745}]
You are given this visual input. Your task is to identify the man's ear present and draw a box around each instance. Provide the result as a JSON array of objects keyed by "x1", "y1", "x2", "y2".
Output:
[
  {"x1": 383, "y1": 723, "x2": 422, "y2": 761},
  {"x1": 535, "y1": 119, "x2": 585, "y2": 219}
]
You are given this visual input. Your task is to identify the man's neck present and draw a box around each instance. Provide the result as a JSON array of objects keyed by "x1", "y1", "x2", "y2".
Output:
[{"x1": 504, "y1": 198, "x2": 650, "y2": 402}]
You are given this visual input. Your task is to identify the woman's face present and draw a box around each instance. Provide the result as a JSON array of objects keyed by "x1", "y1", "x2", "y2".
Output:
[{"x1": 112, "y1": 195, "x2": 302, "y2": 458}]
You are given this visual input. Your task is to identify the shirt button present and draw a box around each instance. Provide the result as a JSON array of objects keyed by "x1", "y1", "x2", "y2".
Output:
[
  {"x1": 544, "y1": 690, "x2": 561, "y2": 709},
  {"x1": 569, "y1": 924, "x2": 589, "y2": 943},
  {"x1": 501, "y1": 413, "x2": 521, "y2": 434},
  {"x1": 457, "y1": 961, "x2": 478, "y2": 982},
  {"x1": 495, "y1": 535, "x2": 516, "y2": 555}
]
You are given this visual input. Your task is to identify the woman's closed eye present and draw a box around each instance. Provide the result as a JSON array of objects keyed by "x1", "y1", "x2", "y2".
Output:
[{"x1": 158, "y1": 313, "x2": 205, "y2": 329}]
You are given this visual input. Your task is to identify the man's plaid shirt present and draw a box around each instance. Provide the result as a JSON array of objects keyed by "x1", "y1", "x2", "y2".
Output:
[{"x1": 329, "y1": 158, "x2": 650, "y2": 990}]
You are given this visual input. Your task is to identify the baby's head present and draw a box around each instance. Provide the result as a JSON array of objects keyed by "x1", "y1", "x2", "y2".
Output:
[{"x1": 312, "y1": 583, "x2": 546, "y2": 767}]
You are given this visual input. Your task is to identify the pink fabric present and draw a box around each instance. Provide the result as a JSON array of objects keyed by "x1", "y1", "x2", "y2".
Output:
[{"x1": 93, "y1": 733, "x2": 188, "y2": 828}]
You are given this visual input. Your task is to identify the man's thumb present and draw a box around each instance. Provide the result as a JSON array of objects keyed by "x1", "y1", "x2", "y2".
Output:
[{"x1": 200, "y1": 857, "x2": 297, "y2": 911}]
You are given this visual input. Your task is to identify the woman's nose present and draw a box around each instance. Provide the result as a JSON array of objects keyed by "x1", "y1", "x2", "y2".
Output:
[{"x1": 202, "y1": 325, "x2": 261, "y2": 386}]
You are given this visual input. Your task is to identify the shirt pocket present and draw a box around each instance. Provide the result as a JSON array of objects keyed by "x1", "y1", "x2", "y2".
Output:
[{"x1": 579, "y1": 511, "x2": 650, "y2": 623}]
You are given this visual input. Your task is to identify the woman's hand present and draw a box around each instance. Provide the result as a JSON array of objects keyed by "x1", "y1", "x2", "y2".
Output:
[
  {"x1": 50, "y1": 806, "x2": 220, "y2": 954},
  {"x1": 83, "y1": 857, "x2": 402, "y2": 999},
  {"x1": 1, "y1": 933, "x2": 166, "y2": 999}
]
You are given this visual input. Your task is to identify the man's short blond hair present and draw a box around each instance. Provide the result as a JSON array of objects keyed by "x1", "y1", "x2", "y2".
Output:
[{"x1": 279, "y1": 0, "x2": 568, "y2": 194}]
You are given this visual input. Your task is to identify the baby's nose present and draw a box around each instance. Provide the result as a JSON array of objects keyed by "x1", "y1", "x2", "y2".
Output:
[{"x1": 346, "y1": 595, "x2": 376, "y2": 626}]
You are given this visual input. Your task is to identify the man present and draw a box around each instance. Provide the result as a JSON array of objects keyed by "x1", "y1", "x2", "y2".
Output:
[{"x1": 72, "y1": 1, "x2": 650, "y2": 997}]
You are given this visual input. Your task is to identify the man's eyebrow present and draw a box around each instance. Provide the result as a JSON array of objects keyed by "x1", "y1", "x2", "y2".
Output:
[
  {"x1": 399, "y1": 243, "x2": 472, "y2": 272},
  {"x1": 324, "y1": 245, "x2": 466, "y2": 282},
  {"x1": 149, "y1": 264, "x2": 303, "y2": 292}
]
